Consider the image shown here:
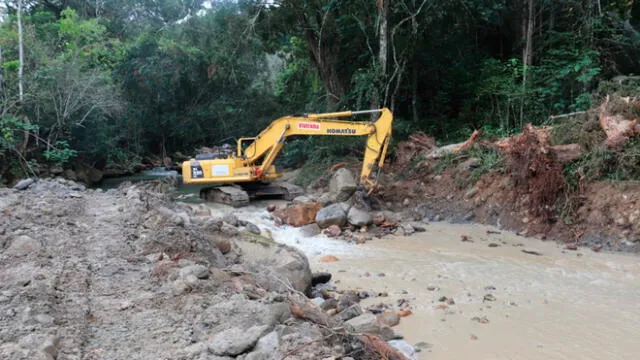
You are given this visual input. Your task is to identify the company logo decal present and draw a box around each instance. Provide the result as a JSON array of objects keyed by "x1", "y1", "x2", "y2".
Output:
[
  {"x1": 298, "y1": 122, "x2": 320, "y2": 130},
  {"x1": 327, "y1": 128, "x2": 356, "y2": 134}
]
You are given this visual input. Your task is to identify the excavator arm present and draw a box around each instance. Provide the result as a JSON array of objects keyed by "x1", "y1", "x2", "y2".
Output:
[{"x1": 240, "y1": 108, "x2": 393, "y2": 189}]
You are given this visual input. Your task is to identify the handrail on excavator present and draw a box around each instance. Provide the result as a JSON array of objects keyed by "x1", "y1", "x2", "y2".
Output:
[{"x1": 303, "y1": 108, "x2": 384, "y2": 119}]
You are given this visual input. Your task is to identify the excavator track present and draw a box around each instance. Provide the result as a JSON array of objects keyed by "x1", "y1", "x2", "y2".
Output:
[
  {"x1": 200, "y1": 186, "x2": 250, "y2": 207},
  {"x1": 199, "y1": 182, "x2": 304, "y2": 207},
  {"x1": 241, "y1": 181, "x2": 304, "y2": 201}
]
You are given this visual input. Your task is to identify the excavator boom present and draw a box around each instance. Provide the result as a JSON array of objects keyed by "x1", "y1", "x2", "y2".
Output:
[{"x1": 181, "y1": 108, "x2": 393, "y2": 205}]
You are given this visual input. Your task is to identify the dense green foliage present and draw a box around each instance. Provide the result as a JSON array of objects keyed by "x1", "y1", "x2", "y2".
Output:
[{"x1": 1, "y1": 0, "x2": 640, "y2": 183}]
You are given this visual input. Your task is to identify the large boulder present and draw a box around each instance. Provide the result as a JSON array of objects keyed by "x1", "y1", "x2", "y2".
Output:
[
  {"x1": 13, "y1": 178, "x2": 35, "y2": 190},
  {"x1": 208, "y1": 325, "x2": 271, "y2": 356},
  {"x1": 344, "y1": 314, "x2": 395, "y2": 340},
  {"x1": 235, "y1": 240, "x2": 312, "y2": 293},
  {"x1": 348, "y1": 207, "x2": 373, "y2": 226},
  {"x1": 315, "y1": 204, "x2": 347, "y2": 228},
  {"x1": 75, "y1": 166, "x2": 103, "y2": 185},
  {"x1": 329, "y1": 168, "x2": 357, "y2": 201},
  {"x1": 274, "y1": 202, "x2": 322, "y2": 227}
]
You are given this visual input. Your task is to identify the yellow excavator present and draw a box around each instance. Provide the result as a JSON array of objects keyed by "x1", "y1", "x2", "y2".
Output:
[{"x1": 181, "y1": 108, "x2": 393, "y2": 206}]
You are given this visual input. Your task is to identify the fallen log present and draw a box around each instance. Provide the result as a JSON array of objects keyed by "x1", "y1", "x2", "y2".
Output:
[
  {"x1": 427, "y1": 130, "x2": 481, "y2": 159},
  {"x1": 550, "y1": 144, "x2": 583, "y2": 164}
]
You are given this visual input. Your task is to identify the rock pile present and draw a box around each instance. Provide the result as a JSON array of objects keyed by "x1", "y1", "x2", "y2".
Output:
[
  {"x1": 0, "y1": 178, "x2": 413, "y2": 359},
  {"x1": 272, "y1": 168, "x2": 429, "y2": 244}
]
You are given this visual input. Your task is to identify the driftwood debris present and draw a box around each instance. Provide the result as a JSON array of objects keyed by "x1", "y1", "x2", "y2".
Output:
[
  {"x1": 394, "y1": 131, "x2": 436, "y2": 166},
  {"x1": 495, "y1": 124, "x2": 582, "y2": 164},
  {"x1": 427, "y1": 130, "x2": 481, "y2": 159},
  {"x1": 399, "y1": 93, "x2": 640, "y2": 168},
  {"x1": 598, "y1": 95, "x2": 640, "y2": 147}
]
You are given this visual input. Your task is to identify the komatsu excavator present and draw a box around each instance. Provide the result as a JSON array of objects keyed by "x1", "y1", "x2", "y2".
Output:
[{"x1": 181, "y1": 108, "x2": 393, "y2": 206}]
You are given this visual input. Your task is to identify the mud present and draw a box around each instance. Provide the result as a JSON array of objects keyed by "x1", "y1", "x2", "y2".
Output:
[{"x1": 230, "y1": 202, "x2": 640, "y2": 360}]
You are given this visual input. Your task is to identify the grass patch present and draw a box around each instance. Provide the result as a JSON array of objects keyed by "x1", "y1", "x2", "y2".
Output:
[
  {"x1": 431, "y1": 144, "x2": 504, "y2": 188},
  {"x1": 564, "y1": 136, "x2": 640, "y2": 189}
]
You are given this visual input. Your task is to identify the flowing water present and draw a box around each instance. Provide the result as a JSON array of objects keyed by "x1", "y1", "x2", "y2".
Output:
[{"x1": 209, "y1": 200, "x2": 640, "y2": 360}]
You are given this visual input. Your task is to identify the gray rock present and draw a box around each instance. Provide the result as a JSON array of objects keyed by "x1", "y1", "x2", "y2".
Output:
[
  {"x1": 7, "y1": 235, "x2": 41, "y2": 256},
  {"x1": 320, "y1": 298, "x2": 338, "y2": 311},
  {"x1": 221, "y1": 223, "x2": 239, "y2": 236},
  {"x1": 300, "y1": 223, "x2": 321, "y2": 237},
  {"x1": 338, "y1": 201, "x2": 353, "y2": 213},
  {"x1": 70, "y1": 183, "x2": 86, "y2": 191},
  {"x1": 329, "y1": 168, "x2": 357, "y2": 201},
  {"x1": 457, "y1": 157, "x2": 481, "y2": 172},
  {"x1": 344, "y1": 314, "x2": 394, "y2": 340},
  {"x1": 358, "y1": 290, "x2": 376, "y2": 299},
  {"x1": 245, "y1": 222, "x2": 261, "y2": 235},
  {"x1": 337, "y1": 291, "x2": 360, "y2": 311},
  {"x1": 233, "y1": 241, "x2": 311, "y2": 293},
  {"x1": 41, "y1": 336, "x2": 61, "y2": 359},
  {"x1": 50, "y1": 165, "x2": 64, "y2": 175},
  {"x1": 292, "y1": 196, "x2": 313, "y2": 204},
  {"x1": 208, "y1": 325, "x2": 270, "y2": 356},
  {"x1": 464, "y1": 187, "x2": 479, "y2": 199},
  {"x1": 337, "y1": 304, "x2": 363, "y2": 321},
  {"x1": 13, "y1": 178, "x2": 35, "y2": 190},
  {"x1": 64, "y1": 169, "x2": 78, "y2": 180},
  {"x1": 317, "y1": 192, "x2": 338, "y2": 206},
  {"x1": 172, "y1": 279, "x2": 192, "y2": 295},
  {"x1": 400, "y1": 223, "x2": 415, "y2": 236},
  {"x1": 180, "y1": 264, "x2": 210, "y2": 279},
  {"x1": 347, "y1": 207, "x2": 373, "y2": 226},
  {"x1": 203, "y1": 217, "x2": 223, "y2": 232},
  {"x1": 222, "y1": 213, "x2": 239, "y2": 227},
  {"x1": 315, "y1": 204, "x2": 347, "y2": 228},
  {"x1": 312, "y1": 297, "x2": 325, "y2": 307},
  {"x1": 408, "y1": 221, "x2": 427, "y2": 232},
  {"x1": 388, "y1": 340, "x2": 418, "y2": 360},
  {"x1": 245, "y1": 331, "x2": 280, "y2": 360},
  {"x1": 311, "y1": 272, "x2": 332, "y2": 286},
  {"x1": 34, "y1": 314, "x2": 54, "y2": 325},
  {"x1": 352, "y1": 190, "x2": 372, "y2": 211}
]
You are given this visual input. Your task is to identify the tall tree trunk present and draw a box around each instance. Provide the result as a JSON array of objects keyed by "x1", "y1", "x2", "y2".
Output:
[
  {"x1": 292, "y1": 5, "x2": 345, "y2": 110},
  {"x1": 17, "y1": 0, "x2": 24, "y2": 103},
  {"x1": 17, "y1": 0, "x2": 30, "y2": 157},
  {"x1": 520, "y1": 0, "x2": 534, "y2": 127},
  {"x1": 378, "y1": 0, "x2": 389, "y2": 78},
  {"x1": 371, "y1": 0, "x2": 389, "y2": 115},
  {"x1": 0, "y1": 44, "x2": 4, "y2": 111},
  {"x1": 412, "y1": 59, "x2": 418, "y2": 123}
]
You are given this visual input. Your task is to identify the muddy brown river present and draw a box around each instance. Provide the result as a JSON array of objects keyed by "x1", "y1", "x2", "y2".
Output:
[{"x1": 206, "y1": 200, "x2": 640, "y2": 360}]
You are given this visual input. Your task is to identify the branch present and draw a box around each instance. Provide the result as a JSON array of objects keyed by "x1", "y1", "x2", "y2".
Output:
[{"x1": 548, "y1": 110, "x2": 591, "y2": 120}]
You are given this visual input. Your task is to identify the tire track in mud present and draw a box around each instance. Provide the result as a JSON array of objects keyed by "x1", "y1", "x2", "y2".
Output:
[
  {"x1": 50, "y1": 198, "x2": 93, "y2": 360},
  {"x1": 50, "y1": 193, "x2": 134, "y2": 359}
]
